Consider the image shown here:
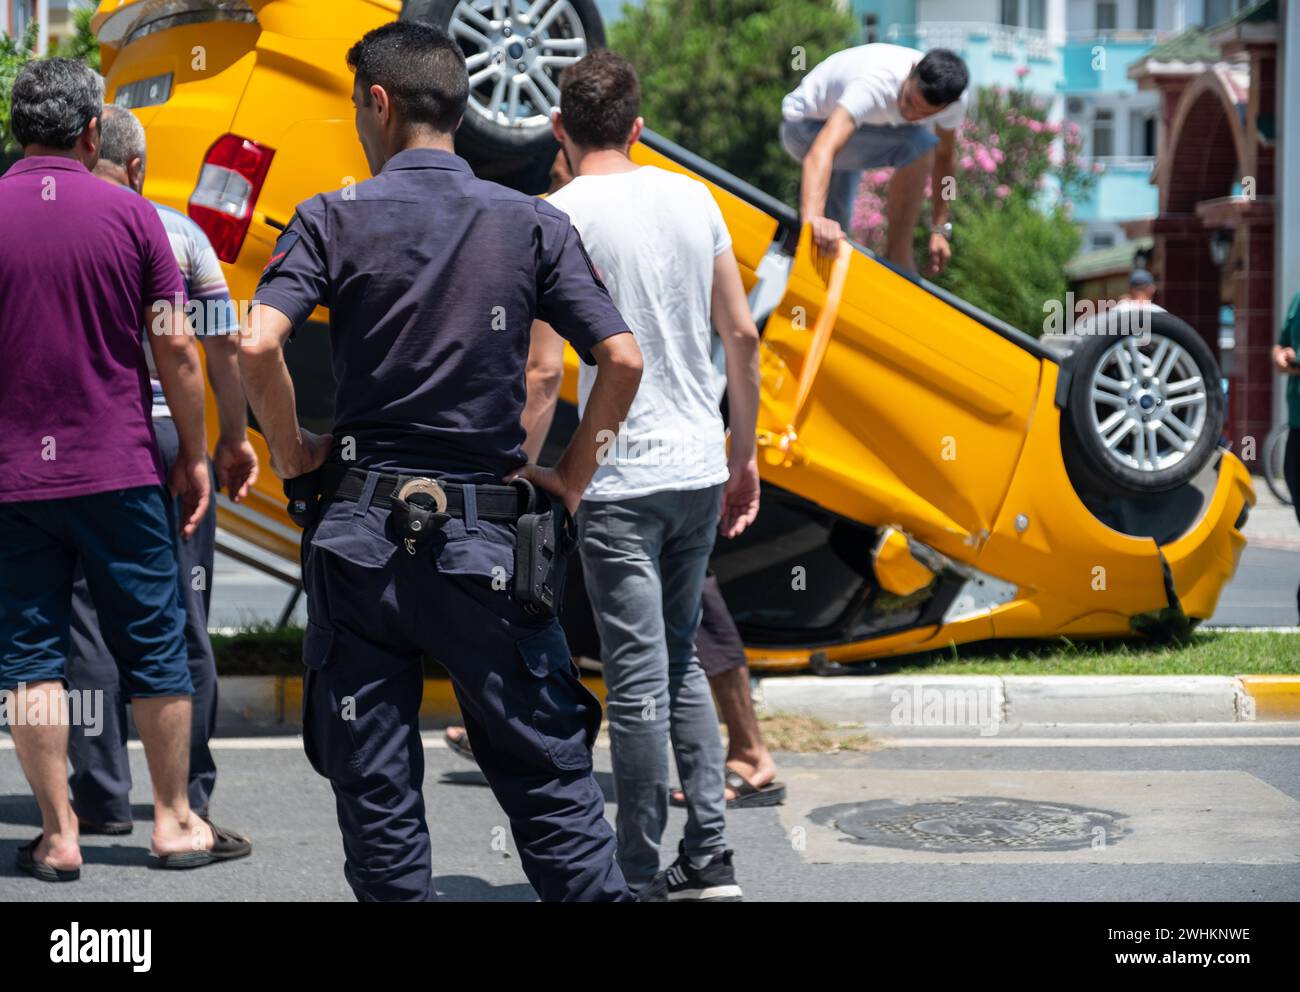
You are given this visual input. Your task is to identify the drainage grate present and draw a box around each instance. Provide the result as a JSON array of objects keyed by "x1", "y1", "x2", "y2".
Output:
[{"x1": 809, "y1": 796, "x2": 1125, "y2": 852}]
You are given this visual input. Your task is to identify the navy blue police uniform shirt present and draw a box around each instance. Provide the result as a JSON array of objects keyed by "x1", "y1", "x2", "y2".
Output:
[{"x1": 254, "y1": 147, "x2": 628, "y2": 484}]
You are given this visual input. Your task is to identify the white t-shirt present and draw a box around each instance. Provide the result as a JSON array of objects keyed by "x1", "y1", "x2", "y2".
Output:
[
  {"x1": 546, "y1": 166, "x2": 732, "y2": 501},
  {"x1": 782, "y1": 43, "x2": 967, "y2": 130}
]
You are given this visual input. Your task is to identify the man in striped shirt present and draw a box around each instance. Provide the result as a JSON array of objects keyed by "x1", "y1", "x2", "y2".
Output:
[{"x1": 65, "y1": 104, "x2": 258, "y2": 836}]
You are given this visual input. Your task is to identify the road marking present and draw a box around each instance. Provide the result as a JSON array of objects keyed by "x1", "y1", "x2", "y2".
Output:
[
  {"x1": 4, "y1": 734, "x2": 1297, "y2": 752},
  {"x1": 873, "y1": 736, "x2": 1300, "y2": 747},
  {"x1": 1201, "y1": 625, "x2": 1300, "y2": 633}
]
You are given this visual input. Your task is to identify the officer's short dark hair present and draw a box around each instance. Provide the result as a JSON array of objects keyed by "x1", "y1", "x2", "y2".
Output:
[
  {"x1": 913, "y1": 48, "x2": 967, "y2": 107},
  {"x1": 347, "y1": 21, "x2": 468, "y2": 133},
  {"x1": 10, "y1": 57, "x2": 104, "y2": 150},
  {"x1": 558, "y1": 50, "x2": 640, "y2": 150}
]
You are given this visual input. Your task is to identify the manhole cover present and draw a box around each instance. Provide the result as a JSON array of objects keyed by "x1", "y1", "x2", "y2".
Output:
[{"x1": 809, "y1": 796, "x2": 1125, "y2": 852}]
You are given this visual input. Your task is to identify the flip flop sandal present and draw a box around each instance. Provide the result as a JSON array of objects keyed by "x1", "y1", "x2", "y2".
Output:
[
  {"x1": 153, "y1": 817, "x2": 252, "y2": 870},
  {"x1": 670, "y1": 769, "x2": 788, "y2": 809},
  {"x1": 444, "y1": 728, "x2": 476, "y2": 763},
  {"x1": 16, "y1": 835, "x2": 80, "y2": 882},
  {"x1": 723, "y1": 769, "x2": 787, "y2": 808}
]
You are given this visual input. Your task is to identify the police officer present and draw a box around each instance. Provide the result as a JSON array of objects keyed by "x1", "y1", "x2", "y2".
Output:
[{"x1": 238, "y1": 21, "x2": 643, "y2": 902}]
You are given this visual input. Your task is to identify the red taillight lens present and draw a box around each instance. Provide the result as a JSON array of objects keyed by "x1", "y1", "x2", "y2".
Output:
[{"x1": 188, "y1": 134, "x2": 274, "y2": 263}]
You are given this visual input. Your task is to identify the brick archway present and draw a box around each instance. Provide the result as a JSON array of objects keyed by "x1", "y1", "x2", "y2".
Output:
[{"x1": 1144, "y1": 65, "x2": 1274, "y2": 460}]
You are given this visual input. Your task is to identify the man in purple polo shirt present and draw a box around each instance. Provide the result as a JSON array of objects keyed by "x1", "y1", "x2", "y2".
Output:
[{"x1": 0, "y1": 58, "x2": 250, "y2": 881}]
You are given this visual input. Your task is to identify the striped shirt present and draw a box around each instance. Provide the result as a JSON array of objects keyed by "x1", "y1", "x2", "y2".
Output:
[{"x1": 145, "y1": 204, "x2": 236, "y2": 418}]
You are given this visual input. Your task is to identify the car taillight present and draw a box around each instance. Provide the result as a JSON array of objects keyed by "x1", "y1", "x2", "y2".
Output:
[{"x1": 188, "y1": 134, "x2": 274, "y2": 263}]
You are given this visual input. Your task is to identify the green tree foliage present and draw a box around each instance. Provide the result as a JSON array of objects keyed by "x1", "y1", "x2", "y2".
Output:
[
  {"x1": 611, "y1": 0, "x2": 855, "y2": 202},
  {"x1": 56, "y1": 7, "x2": 102, "y2": 74},
  {"x1": 2, "y1": 10, "x2": 101, "y2": 155},
  {"x1": 928, "y1": 195, "x2": 1080, "y2": 337},
  {"x1": 1, "y1": 23, "x2": 39, "y2": 154},
  {"x1": 853, "y1": 82, "x2": 1094, "y2": 334}
]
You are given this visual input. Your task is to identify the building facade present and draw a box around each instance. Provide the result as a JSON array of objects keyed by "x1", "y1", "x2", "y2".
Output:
[
  {"x1": 1, "y1": 0, "x2": 48, "y2": 52},
  {"x1": 1123, "y1": 0, "x2": 1289, "y2": 455},
  {"x1": 859, "y1": 1, "x2": 1253, "y2": 253}
]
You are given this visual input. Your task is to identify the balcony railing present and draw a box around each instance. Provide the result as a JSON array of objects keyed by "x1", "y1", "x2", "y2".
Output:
[
  {"x1": 1089, "y1": 155, "x2": 1157, "y2": 170},
  {"x1": 1064, "y1": 29, "x2": 1166, "y2": 44},
  {"x1": 886, "y1": 21, "x2": 1055, "y2": 61}
]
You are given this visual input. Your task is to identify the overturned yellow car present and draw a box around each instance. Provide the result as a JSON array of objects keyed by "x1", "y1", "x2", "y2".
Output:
[{"x1": 93, "y1": 0, "x2": 1254, "y2": 671}]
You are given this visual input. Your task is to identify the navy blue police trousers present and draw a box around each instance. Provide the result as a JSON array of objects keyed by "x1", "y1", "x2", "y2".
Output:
[{"x1": 301, "y1": 479, "x2": 631, "y2": 902}]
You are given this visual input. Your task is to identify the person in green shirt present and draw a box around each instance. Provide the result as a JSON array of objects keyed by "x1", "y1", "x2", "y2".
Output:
[{"x1": 1274, "y1": 289, "x2": 1300, "y2": 621}]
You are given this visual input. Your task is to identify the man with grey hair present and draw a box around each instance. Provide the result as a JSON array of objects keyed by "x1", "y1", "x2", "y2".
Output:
[
  {"x1": 0, "y1": 58, "x2": 250, "y2": 881},
  {"x1": 63, "y1": 103, "x2": 259, "y2": 838}
]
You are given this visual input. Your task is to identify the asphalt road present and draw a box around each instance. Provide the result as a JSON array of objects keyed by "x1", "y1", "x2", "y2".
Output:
[
  {"x1": 2, "y1": 725, "x2": 1298, "y2": 902},
  {"x1": 1210, "y1": 546, "x2": 1299, "y2": 628}
]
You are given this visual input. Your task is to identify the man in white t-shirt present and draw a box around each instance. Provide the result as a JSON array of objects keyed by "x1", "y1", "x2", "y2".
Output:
[
  {"x1": 519, "y1": 50, "x2": 761, "y2": 901},
  {"x1": 780, "y1": 44, "x2": 968, "y2": 273}
]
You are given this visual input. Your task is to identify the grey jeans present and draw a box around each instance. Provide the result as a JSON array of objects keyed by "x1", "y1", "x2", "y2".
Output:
[
  {"x1": 780, "y1": 118, "x2": 939, "y2": 229},
  {"x1": 577, "y1": 484, "x2": 727, "y2": 887}
]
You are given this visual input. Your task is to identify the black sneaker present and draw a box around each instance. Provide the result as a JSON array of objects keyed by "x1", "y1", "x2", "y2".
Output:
[{"x1": 635, "y1": 841, "x2": 743, "y2": 902}]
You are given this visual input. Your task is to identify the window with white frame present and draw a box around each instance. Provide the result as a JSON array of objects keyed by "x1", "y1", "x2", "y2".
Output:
[
  {"x1": 13, "y1": 0, "x2": 36, "y2": 39},
  {"x1": 1000, "y1": 0, "x2": 1047, "y2": 30},
  {"x1": 1130, "y1": 110, "x2": 1157, "y2": 156},
  {"x1": 1137, "y1": 0, "x2": 1156, "y2": 30},
  {"x1": 1205, "y1": 1, "x2": 1249, "y2": 27},
  {"x1": 1093, "y1": 107, "x2": 1115, "y2": 157}
]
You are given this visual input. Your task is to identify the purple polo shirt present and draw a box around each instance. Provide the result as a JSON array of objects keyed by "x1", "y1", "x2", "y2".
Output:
[{"x1": 0, "y1": 156, "x2": 185, "y2": 502}]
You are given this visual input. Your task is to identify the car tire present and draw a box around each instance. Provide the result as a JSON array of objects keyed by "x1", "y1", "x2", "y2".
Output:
[
  {"x1": 1063, "y1": 310, "x2": 1224, "y2": 497},
  {"x1": 401, "y1": 0, "x2": 605, "y2": 158}
]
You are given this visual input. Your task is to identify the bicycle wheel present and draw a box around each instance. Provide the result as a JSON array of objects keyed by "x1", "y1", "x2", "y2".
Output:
[{"x1": 1263, "y1": 423, "x2": 1293, "y2": 506}]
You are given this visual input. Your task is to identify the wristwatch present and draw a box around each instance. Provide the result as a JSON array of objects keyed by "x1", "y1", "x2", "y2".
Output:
[{"x1": 930, "y1": 222, "x2": 952, "y2": 239}]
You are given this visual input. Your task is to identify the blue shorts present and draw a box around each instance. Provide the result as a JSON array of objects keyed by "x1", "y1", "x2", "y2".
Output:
[
  {"x1": 780, "y1": 117, "x2": 938, "y2": 171},
  {"x1": 0, "y1": 486, "x2": 192, "y2": 697}
]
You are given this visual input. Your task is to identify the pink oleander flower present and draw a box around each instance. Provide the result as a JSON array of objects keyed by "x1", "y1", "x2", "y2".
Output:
[
  {"x1": 975, "y1": 149, "x2": 997, "y2": 172},
  {"x1": 960, "y1": 155, "x2": 974, "y2": 170},
  {"x1": 1015, "y1": 65, "x2": 1030, "y2": 78},
  {"x1": 995, "y1": 184, "x2": 1011, "y2": 198},
  {"x1": 992, "y1": 147, "x2": 1005, "y2": 163},
  {"x1": 870, "y1": 169, "x2": 892, "y2": 185},
  {"x1": 1028, "y1": 119, "x2": 1043, "y2": 133}
]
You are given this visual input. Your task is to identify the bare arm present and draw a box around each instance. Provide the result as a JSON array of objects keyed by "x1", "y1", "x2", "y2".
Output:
[
  {"x1": 927, "y1": 125, "x2": 957, "y2": 275},
  {"x1": 508, "y1": 332, "x2": 643, "y2": 515},
  {"x1": 521, "y1": 319, "x2": 568, "y2": 462},
  {"x1": 199, "y1": 329, "x2": 259, "y2": 501},
  {"x1": 148, "y1": 303, "x2": 210, "y2": 537},
  {"x1": 711, "y1": 247, "x2": 762, "y2": 537},
  {"x1": 238, "y1": 304, "x2": 332, "y2": 480},
  {"x1": 799, "y1": 106, "x2": 857, "y2": 256}
]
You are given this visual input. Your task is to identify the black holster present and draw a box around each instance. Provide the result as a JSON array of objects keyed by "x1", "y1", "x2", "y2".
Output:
[
  {"x1": 511, "y1": 480, "x2": 577, "y2": 618},
  {"x1": 284, "y1": 469, "x2": 324, "y2": 529}
]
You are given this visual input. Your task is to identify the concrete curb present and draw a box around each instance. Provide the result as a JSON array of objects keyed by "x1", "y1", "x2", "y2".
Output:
[
  {"x1": 757, "y1": 674, "x2": 1300, "y2": 727},
  {"x1": 212, "y1": 673, "x2": 1300, "y2": 731}
]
